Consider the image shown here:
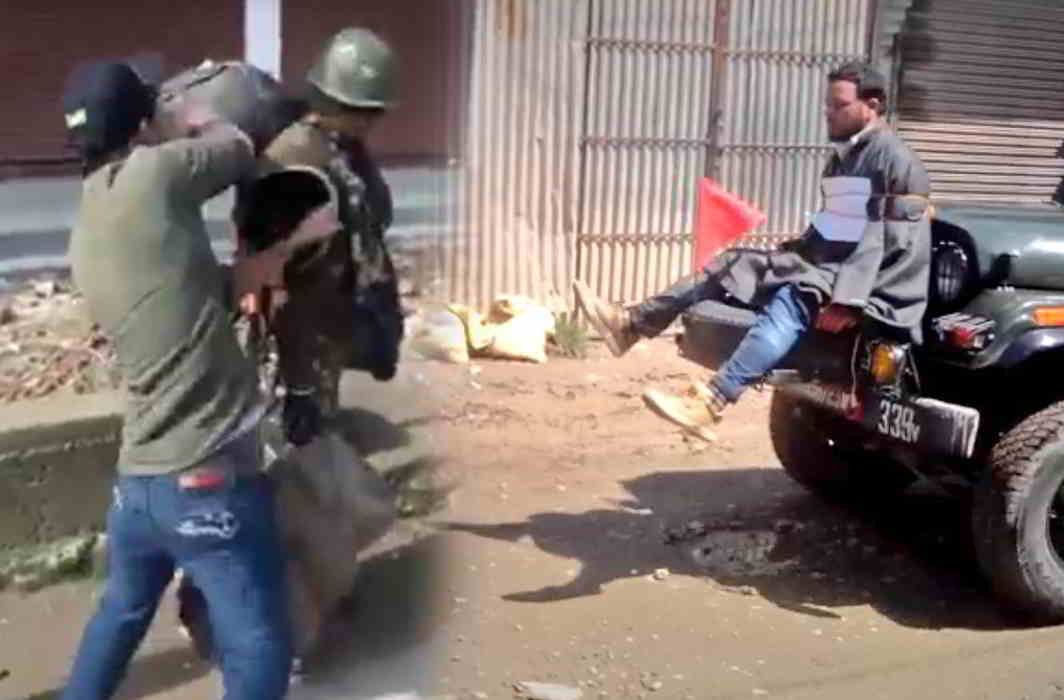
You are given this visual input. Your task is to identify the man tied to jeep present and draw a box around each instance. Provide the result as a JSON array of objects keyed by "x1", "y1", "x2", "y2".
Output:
[{"x1": 573, "y1": 62, "x2": 933, "y2": 440}]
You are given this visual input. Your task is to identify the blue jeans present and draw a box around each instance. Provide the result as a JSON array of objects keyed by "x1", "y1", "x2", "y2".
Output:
[
  {"x1": 632, "y1": 276, "x2": 813, "y2": 402},
  {"x1": 710, "y1": 285, "x2": 812, "y2": 401},
  {"x1": 61, "y1": 434, "x2": 292, "y2": 700}
]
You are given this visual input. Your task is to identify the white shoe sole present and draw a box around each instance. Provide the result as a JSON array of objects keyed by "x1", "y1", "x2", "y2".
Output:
[
  {"x1": 572, "y1": 280, "x2": 625, "y2": 357},
  {"x1": 642, "y1": 388, "x2": 718, "y2": 443}
]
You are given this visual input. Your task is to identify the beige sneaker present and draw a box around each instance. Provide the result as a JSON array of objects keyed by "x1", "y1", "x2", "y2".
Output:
[
  {"x1": 572, "y1": 279, "x2": 641, "y2": 357},
  {"x1": 687, "y1": 381, "x2": 726, "y2": 422},
  {"x1": 642, "y1": 387, "x2": 719, "y2": 443}
]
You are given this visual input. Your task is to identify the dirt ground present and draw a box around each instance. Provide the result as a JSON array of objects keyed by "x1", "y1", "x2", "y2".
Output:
[
  {"x1": 421, "y1": 339, "x2": 1064, "y2": 700},
  {"x1": 6, "y1": 326, "x2": 1064, "y2": 699}
]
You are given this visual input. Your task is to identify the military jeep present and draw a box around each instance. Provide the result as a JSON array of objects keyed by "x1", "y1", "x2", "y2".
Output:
[{"x1": 678, "y1": 201, "x2": 1064, "y2": 623}]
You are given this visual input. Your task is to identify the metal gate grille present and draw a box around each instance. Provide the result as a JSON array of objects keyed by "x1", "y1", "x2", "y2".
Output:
[
  {"x1": 451, "y1": 0, "x2": 874, "y2": 309},
  {"x1": 575, "y1": 0, "x2": 870, "y2": 305},
  {"x1": 896, "y1": 0, "x2": 1064, "y2": 204},
  {"x1": 715, "y1": 0, "x2": 870, "y2": 248},
  {"x1": 446, "y1": 0, "x2": 591, "y2": 310},
  {"x1": 575, "y1": 0, "x2": 720, "y2": 305}
]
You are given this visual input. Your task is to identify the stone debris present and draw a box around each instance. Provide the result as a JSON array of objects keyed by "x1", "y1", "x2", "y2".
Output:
[
  {"x1": 0, "y1": 277, "x2": 117, "y2": 403},
  {"x1": 33, "y1": 280, "x2": 62, "y2": 298},
  {"x1": 0, "y1": 326, "x2": 116, "y2": 402},
  {"x1": 513, "y1": 681, "x2": 584, "y2": 700},
  {"x1": 640, "y1": 675, "x2": 664, "y2": 692},
  {"x1": 0, "y1": 534, "x2": 101, "y2": 592}
]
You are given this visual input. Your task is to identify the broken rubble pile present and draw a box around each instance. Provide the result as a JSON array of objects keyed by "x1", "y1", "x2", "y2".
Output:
[
  {"x1": 0, "y1": 327, "x2": 116, "y2": 403},
  {"x1": 0, "y1": 266, "x2": 432, "y2": 404},
  {"x1": 0, "y1": 277, "x2": 118, "y2": 403}
]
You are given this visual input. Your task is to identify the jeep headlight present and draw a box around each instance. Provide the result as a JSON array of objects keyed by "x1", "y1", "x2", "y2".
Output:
[{"x1": 932, "y1": 240, "x2": 970, "y2": 306}]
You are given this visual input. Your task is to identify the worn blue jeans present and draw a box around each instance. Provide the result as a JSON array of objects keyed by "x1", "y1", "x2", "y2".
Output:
[
  {"x1": 710, "y1": 284, "x2": 812, "y2": 401},
  {"x1": 632, "y1": 276, "x2": 813, "y2": 403},
  {"x1": 61, "y1": 433, "x2": 292, "y2": 700}
]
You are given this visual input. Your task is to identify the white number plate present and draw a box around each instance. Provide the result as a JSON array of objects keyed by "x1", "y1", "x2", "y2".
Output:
[
  {"x1": 876, "y1": 399, "x2": 921, "y2": 444},
  {"x1": 778, "y1": 384, "x2": 979, "y2": 459}
]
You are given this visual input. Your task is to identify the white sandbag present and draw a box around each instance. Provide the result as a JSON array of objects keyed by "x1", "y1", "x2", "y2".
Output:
[
  {"x1": 407, "y1": 309, "x2": 469, "y2": 364},
  {"x1": 448, "y1": 303, "x2": 495, "y2": 351},
  {"x1": 482, "y1": 296, "x2": 556, "y2": 364}
]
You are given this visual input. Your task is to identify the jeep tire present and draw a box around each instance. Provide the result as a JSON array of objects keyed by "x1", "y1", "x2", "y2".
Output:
[
  {"x1": 769, "y1": 391, "x2": 913, "y2": 498},
  {"x1": 973, "y1": 401, "x2": 1064, "y2": 623}
]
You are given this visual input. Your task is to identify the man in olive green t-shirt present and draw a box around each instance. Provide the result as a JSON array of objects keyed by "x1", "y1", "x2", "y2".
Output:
[
  {"x1": 70, "y1": 100, "x2": 266, "y2": 477},
  {"x1": 59, "y1": 60, "x2": 295, "y2": 700}
]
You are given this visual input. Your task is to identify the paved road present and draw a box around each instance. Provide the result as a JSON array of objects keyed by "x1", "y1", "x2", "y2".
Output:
[{"x1": 0, "y1": 168, "x2": 456, "y2": 278}]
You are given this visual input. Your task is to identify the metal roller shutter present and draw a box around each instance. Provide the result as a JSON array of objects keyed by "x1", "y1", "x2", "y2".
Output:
[
  {"x1": 0, "y1": 1, "x2": 242, "y2": 174},
  {"x1": 896, "y1": 0, "x2": 1064, "y2": 204}
]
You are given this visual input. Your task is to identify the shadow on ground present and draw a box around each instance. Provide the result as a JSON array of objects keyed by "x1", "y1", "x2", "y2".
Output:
[
  {"x1": 291, "y1": 532, "x2": 448, "y2": 699},
  {"x1": 279, "y1": 398, "x2": 452, "y2": 698},
  {"x1": 287, "y1": 376, "x2": 453, "y2": 697},
  {"x1": 333, "y1": 406, "x2": 417, "y2": 459},
  {"x1": 23, "y1": 648, "x2": 210, "y2": 700},
  {"x1": 443, "y1": 466, "x2": 1034, "y2": 632}
]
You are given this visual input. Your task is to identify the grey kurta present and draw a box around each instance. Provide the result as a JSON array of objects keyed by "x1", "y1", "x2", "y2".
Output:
[{"x1": 706, "y1": 124, "x2": 932, "y2": 343}]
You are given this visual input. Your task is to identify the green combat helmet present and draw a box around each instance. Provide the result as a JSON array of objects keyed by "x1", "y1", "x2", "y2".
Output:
[{"x1": 306, "y1": 28, "x2": 398, "y2": 110}]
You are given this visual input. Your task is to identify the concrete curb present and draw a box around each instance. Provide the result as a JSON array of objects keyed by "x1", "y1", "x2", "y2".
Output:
[
  {"x1": 0, "y1": 391, "x2": 122, "y2": 552},
  {"x1": 0, "y1": 391, "x2": 121, "y2": 453},
  {"x1": 0, "y1": 365, "x2": 451, "y2": 591}
]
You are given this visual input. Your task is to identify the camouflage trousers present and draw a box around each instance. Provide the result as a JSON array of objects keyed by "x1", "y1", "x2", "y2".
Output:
[
  {"x1": 223, "y1": 262, "x2": 350, "y2": 420},
  {"x1": 270, "y1": 280, "x2": 355, "y2": 420}
]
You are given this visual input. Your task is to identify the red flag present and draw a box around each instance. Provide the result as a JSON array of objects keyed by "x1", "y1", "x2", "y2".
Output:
[{"x1": 692, "y1": 177, "x2": 766, "y2": 273}]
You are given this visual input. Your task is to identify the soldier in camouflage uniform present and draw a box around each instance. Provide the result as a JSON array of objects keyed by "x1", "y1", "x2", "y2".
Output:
[{"x1": 236, "y1": 27, "x2": 404, "y2": 447}]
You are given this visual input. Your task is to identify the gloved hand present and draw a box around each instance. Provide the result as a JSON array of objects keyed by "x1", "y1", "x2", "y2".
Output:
[{"x1": 283, "y1": 389, "x2": 321, "y2": 446}]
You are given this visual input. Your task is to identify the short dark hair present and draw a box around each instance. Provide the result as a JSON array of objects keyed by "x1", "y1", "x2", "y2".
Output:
[{"x1": 828, "y1": 61, "x2": 888, "y2": 115}]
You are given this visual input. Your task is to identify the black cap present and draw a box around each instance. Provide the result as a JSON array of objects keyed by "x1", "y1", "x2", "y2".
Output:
[{"x1": 61, "y1": 61, "x2": 156, "y2": 160}]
